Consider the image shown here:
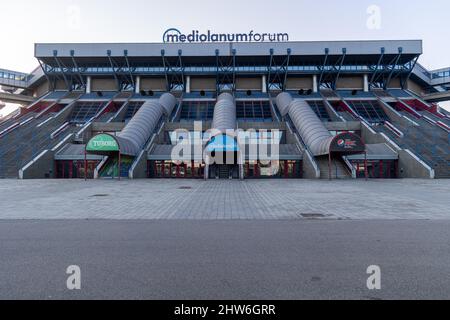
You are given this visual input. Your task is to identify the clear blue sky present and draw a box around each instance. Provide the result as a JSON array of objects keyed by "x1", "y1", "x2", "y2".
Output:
[{"x1": 2, "y1": 0, "x2": 450, "y2": 72}]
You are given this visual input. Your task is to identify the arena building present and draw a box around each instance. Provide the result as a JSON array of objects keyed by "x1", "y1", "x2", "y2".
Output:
[{"x1": 0, "y1": 40, "x2": 449, "y2": 180}]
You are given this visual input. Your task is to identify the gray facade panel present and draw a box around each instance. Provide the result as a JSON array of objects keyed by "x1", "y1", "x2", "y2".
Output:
[{"x1": 35, "y1": 40, "x2": 422, "y2": 58}]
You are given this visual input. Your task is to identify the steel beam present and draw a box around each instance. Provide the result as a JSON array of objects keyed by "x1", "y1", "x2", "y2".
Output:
[
  {"x1": 332, "y1": 48, "x2": 347, "y2": 90},
  {"x1": 282, "y1": 49, "x2": 291, "y2": 91},
  {"x1": 124, "y1": 50, "x2": 135, "y2": 91},
  {"x1": 267, "y1": 48, "x2": 291, "y2": 91},
  {"x1": 267, "y1": 49, "x2": 274, "y2": 92},
  {"x1": 215, "y1": 49, "x2": 236, "y2": 93},
  {"x1": 107, "y1": 50, "x2": 121, "y2": 91},
  {"x1": 384, "y1": 47, "x2": 403, "y2": 90},
  {"x1": 53, "y1": 50, "x2": 70, "y2": 91},
  {"x1": 37, "y1": 59, "x2": 54, "y2": 91},
  {"x1": 70, "y1": 50, "x2": 86, "y2": 90},
  {"x1": 369, "y1": 47, "x2": 385, "y2": 89},
  {"x1": 318, "y1": 48, "x2": 330, "y2": 88},
  {"x1": 401, "y1": 55, "x2": 419, "y2": 89}
]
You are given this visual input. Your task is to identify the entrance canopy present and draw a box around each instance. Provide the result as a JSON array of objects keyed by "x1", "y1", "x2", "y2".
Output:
[
  {"x1": 346, "y1": 143, "x2": 398, "y2": 160},
  {"x1": 206, "y1": 134, "x2": 239, "y2": 153},
  {"x1": 86, "y1": 134, "x2": 119, "y2": 153},
  {"x1": 329, "y1": 132, "x2": 366, "y2": 154}
]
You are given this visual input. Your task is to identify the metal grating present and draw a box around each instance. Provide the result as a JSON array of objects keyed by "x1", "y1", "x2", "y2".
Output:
[
  {"x1": 346, "y1": 100, "x2": 389, "y2": 123},
  {"x1": 307, "y1": 101, "x2": 330, "y2": 121}
]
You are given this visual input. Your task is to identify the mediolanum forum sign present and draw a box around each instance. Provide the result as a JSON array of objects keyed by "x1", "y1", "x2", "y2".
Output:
[
  {"x1": 86, "y1": 134, "x2": 119, "y2": 152},
  {"x1": 163, "y1": 28, "x2": 289, "y2": 43}
]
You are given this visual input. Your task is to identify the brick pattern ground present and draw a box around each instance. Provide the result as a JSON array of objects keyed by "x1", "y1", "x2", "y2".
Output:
[{"x1": 0, "y1": 179, "x2": 449, "y2": 220}]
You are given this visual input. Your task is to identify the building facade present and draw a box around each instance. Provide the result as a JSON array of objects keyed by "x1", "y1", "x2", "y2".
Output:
[{"x1": 0, "y1": 40, "x2": 449, "y2": 179}]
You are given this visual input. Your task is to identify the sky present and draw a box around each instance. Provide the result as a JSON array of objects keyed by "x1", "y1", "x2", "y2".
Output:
[{"x1": 1, "y1": 0, "x2": 449, "y2": 110}]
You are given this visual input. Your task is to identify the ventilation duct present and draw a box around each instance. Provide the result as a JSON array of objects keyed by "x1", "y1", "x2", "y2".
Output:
[
  {"x1": 116, "y1": 93, "x2": 177, "y2": 156},
  {"x1": 212, "y1": 92, "x2": 236, "y2": 133},
  {"x1": 276, "y1": 92, "x2": 333, "y2": 156}
]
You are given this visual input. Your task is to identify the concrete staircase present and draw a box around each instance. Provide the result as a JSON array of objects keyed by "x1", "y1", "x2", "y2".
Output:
[
  {"x1": 317, "y1": 156, "x2": 352, "y2": 179},
  {"x1": 377, "y1": 114, "x2": 449, "y2": 179},
  {"x1": 0, "y1": 115, "x2": 76, "y2": 178}
]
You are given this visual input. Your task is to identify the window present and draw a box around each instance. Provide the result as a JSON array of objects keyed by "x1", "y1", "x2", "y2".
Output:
[{"x1": 236, "y1": 101, "x2": 272, "y2": 122}]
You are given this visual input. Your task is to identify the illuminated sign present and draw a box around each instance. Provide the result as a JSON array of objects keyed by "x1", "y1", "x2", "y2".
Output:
[
  {"x1": 163, "y1": 28, "x2": 289, "y2": 43},
  {"x1": 206, "y1": 135, "x2": 239, "y2": 153},
  {"x1": 330, "y1": 133, "x2": 365, "y2": 153},
  {"x1": 86, "y1": 134, "x2": 119, "y2": 152}
]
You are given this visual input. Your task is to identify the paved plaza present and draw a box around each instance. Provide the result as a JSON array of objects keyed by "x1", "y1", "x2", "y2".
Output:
[{"x1": 0, "y1": 179, "x2": 449, "y2": 220}]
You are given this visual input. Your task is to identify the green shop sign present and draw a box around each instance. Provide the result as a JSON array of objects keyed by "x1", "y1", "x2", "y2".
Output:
[{"x1": 86, "y1": 134, "x2": 119, "y2": 152}]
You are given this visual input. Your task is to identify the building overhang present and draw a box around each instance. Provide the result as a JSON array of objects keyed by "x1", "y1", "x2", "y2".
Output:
[{"x1": 35, "y1": 40, "x2": 423, "y2": 69}]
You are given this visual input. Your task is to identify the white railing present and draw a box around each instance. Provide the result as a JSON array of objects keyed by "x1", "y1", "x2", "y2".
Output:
[
  {"x1": 50, "y1": 122, "x2": 70, "y2": 139},
  {"x1": 286, "y1": 120, "x2": 320, "y2": 178},
  {"x1": 342, "y1": 156, "x2": 357, "y2": 179},
  {"x1": 19, "y1": 150, "x2": 49, "y2": 180},
  {"x1": 51, "y1": 133, "x2": 74, "y2": 152},
  {"x1": 404, "y1": 149, "x2": 435, "y2": 179},
  {"x1": 94, "y1": 156, "x2": 109, "y2": 179},
  {"x1": 379, "y1": 132, "x2": 401, "y2": 151},
  {"x1": 0, "y1": 122, "x2": 20, "y2": 137},
  {"x1": 384, "y1": 121, "x2": 404, "y2": 138},
  {"x1": 436, "y1": 121, "x2": 450, "y2": 132}
]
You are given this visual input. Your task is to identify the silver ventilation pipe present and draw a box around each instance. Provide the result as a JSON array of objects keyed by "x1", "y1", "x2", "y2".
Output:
[
  {"x1": 212, "y1": 92, "x2": 236, "y2": 132},
  {"x1": 117, "y1": 93, "x2": 177, "y2": 156},
  {"x1": 276, "y1": 92, "x2": 334, "y2": 156}
]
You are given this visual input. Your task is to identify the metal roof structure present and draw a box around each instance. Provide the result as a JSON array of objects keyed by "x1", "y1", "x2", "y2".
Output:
[
  {"x1": 55, "y1": 143, "x2": 103, "y2": 161},
  {"x1": 346, "y1": 143, "x2": 398, "y2": 160},
  {"x1": 32, "y1": 40, "x2": 423, "y2": 92},
  {"x1": 3, "y1": 39, "x2": 450, "y2": 103},
  {"x1": 35, "y1": 40, "x2": 422, "y2": 65}
]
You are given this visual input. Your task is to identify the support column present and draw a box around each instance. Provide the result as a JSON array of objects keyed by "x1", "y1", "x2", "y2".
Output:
[
  {"x1": 135, "y1": 76, "x2": 141, "y2": 94},
  {"x1": 313, "y1": 75, "x2": 318, "y2": 93},
  {"x1": 86, "y1": 76, "x2": 92, "y2": 94},
  {"x1": 84, "y1": 150, "x2": 87, "y2": 181},
  {"x1": 363, "y1": 74, "x2": 369, "y2": 92},
  {"x1": 186, "y1": 75, "x2": 191, "y2": 93},
  {"x1": 262, "y1": 75, "x2": 267, "y2": 93},
  {"x1": 204, "y1": 158, "x2": 209, "y2": 181}
]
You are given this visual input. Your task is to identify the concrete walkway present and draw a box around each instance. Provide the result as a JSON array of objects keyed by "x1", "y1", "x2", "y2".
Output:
[{"x1": 0, "y1": 179, "x2": 449, "y2": 220}]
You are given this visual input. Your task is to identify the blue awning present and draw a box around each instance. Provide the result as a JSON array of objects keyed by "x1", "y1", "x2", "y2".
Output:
[{"x1": 206, "y1": 135, "x2": 239, "y2": 153}]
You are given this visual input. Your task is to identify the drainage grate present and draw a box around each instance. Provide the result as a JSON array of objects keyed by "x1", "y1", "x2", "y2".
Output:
[
  {"x1": 178, "y1": 186, "x2": 192, "y2": 190},
  {"x1": 300, "y1": 213, "x2": 326, "y2": 219},
  {"x1": 91, "y1": 194, "x2": 109, "y2": 197}
]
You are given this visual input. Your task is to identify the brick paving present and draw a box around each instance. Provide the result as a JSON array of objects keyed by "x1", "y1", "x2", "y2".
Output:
[{"x1": 0, "y1": 179, "x2": 449, "y2": 220}]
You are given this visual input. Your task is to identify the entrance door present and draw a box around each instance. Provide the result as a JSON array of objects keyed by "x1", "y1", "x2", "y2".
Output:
[{"x1": 209, "y1": 164, "x2": 239, "y2": 179}]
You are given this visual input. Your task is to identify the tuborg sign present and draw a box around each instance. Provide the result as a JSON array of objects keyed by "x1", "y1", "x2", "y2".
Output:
[
  {"x1": 163, "y1": 28, "x2": 289, "y2": 43},
  {"x1": 86, "y1": 134, "x2": 119, "y2": 152}
]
